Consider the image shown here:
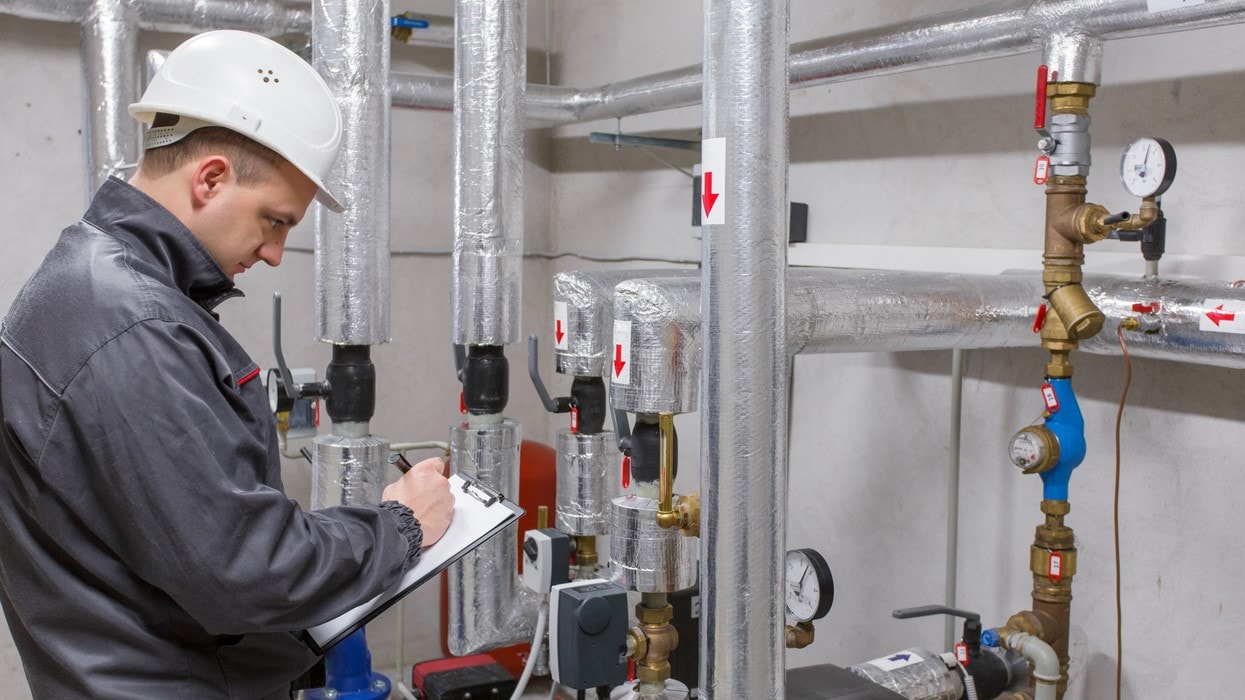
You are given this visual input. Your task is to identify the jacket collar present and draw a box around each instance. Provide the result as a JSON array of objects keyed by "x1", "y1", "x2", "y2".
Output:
[{"x1": 82, "y1": 177, "x2": 242, "y2": 310}]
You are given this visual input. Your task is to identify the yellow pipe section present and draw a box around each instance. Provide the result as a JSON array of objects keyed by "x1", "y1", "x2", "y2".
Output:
[{"x1": 656, "y1": 413, "x2": 679, "y2": 529}]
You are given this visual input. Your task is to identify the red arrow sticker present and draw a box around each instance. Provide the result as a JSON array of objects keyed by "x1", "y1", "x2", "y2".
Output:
[
  {"x1": 701, "y1": 137, "x2": 726, "y2": 225},
  {"x1": 1199, "y1": 300, "x2": 1245, "y2": 334},
  {"x1": 612, "y1": 319, "x2": 632, "y2": 384},
  {"x1": 554, "y1": 301, "x2": 568, "y2": 350}
]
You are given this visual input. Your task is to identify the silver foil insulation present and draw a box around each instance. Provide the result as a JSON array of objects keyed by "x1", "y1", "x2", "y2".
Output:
[
  {"x1": 452, "y1": 0, "x2": 525, "y2": 347},
  {"x1": 701, "y1": 0, "x2": 789, "y2": 696},
  {"x1": 310, "y1": 434, "x2": 389, "y2": 510},
  {"x1": 609, "y1": 495, "x2": 697, "y2": 594},
  {"x1": 312, "y1": 0, "x2": 391, "y2": 346},
  {"x1": 553, "y1": 269, "x2": 697, "y2": 378},
  {"x1": 0, "y1": 0, "x2": 311, "y2": 35},
  {"x1": 82, "y1": 0, "x2": 138, "y2": 196},
  {"x1": 611, "y1": 278, "x2": 703, "y2": 415},
  {"x1": 555, "y1": 430, "x2": 618, "y2": 536},
  {"x1": 446, "y1": 419, "x2": 539, "y2": 654}
]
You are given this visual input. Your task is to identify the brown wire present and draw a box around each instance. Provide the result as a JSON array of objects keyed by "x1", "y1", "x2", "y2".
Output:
[{"x1": 1114, "y1": 323, "x2": 1133, "y2": 700}]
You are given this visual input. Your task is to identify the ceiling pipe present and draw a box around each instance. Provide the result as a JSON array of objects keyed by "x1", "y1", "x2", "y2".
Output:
[
  {"x1": 81, "y1": 0, "x2": 138, "y2": 198},
  {"x1": 389, "y1": 0, "x2": 1245, "y2": 124},
  {"x1": 699, "y1": 0, "x2": 790, "y2": 697}
]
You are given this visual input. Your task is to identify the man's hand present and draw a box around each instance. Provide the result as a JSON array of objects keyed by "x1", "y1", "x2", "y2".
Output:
[{"x1": 382, "y1": 457, "x2": 453, "y2": 546}]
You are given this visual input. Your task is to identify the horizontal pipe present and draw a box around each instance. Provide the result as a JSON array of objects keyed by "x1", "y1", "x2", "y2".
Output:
[
  {"x1": 606, "y1": 269, "x2": 1245, "y2": 414},
  {"x1": 388, "y1": 0, "x2": 1245, "y2": 124},
  {"x1": 0, "y1": 0, "x2": 454, "y2": 45}
]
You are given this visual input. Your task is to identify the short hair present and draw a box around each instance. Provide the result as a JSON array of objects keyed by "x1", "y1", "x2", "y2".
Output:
[{"x1": 136, "y1": 113, "x2": 285, "y2": 185}]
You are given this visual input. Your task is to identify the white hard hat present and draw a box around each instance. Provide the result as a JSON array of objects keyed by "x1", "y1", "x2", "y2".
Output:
[{"x1": 130, "y1": 30, "x2": 345, "y2": 213}]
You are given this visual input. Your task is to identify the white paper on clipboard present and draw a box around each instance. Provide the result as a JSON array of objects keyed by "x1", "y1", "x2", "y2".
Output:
[{"x1": 304, "y1": 473, "x2": 523, "y2": 654}]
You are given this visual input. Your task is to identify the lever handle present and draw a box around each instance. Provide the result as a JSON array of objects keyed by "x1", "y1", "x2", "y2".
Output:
[
  {"x1": 527, "y1": 334, "x2": 572, "y2": 414},
  {"x1": 271, "y1": 293, "x2": 299, "y2": 401},
  {"x1": 892, "y1": 604, "x2": 980, "y2": 623},
  {"x1": 613, "y1": 406, "x2": 632, "y2": 455}
]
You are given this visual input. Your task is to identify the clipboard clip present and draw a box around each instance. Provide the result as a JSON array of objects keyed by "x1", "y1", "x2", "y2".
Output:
[{"x1": 461, "y1": 475, "x2": 503, "y2": 507}]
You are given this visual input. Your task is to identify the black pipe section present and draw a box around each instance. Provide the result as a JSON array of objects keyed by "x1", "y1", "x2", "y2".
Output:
[
  {"x1": 570, "y1": 377, "x2": 607, "y2": 434},
  {"x1": 628, "y1": 414, "x2": 676, "y2": 484},
  {"x1": 463, "y1": 345, "x2": 509, "y2": 415},
  {"x1": 325, "y1": 344, "x2": 376, "y2": 423}
]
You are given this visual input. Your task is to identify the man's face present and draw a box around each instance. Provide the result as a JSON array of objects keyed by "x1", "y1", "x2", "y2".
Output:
[{"x1": 193, "y1": 159, "x2": 317, "y2": 280}]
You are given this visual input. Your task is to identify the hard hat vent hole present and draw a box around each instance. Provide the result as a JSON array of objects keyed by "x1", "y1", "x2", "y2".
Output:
[{"x1": 258, "y1": 68, "x2": 279, "y2": 84}]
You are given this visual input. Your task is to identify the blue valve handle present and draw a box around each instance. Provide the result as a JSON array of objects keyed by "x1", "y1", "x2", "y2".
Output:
[
  {"x1": 1039, "y1": 378, "x2": 1086, "y2": 501},
  {"x1": 391, "y1": 16, "x2": 431, "y2": 29}
]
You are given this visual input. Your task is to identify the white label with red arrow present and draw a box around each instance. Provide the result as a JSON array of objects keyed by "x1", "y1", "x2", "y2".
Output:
[
  {"x1": 612, "y1": 319, "x2": 632, "y2": 385},
  {"x1": 554, "y1": 301, "x2": 568, "y2": 350},
  {"x1": 701, "y1": 137, "x2": 726, "y2": 226},
  {"x1": 1199, "y1": 299, "x2": 1245, "y2": 334}
]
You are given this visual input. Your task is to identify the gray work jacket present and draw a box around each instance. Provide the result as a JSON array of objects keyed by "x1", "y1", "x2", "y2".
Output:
[{"x1": 0, "y1": 178, "x2": 418, "y2": 699}]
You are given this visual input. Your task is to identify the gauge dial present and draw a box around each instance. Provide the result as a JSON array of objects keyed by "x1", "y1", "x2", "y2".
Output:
[
  {"x1": 1008, "y1": 426, "x2": 1059, "y2": 474},
  {"x1": 267, "y1": 369, "x2": 292, "y2": 414},
  {"x1": 785, "y1": 548, "x2": 834, "y2": 623},
  {"x1": 1120, "y1": 137, "x2": 1176, "y2": 198}
]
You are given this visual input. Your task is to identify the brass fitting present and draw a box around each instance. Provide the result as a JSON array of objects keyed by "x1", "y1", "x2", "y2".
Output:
[
  {"x1": 656, "y1": 413, "x2": 679, "y2": 529},
  {"x1": 574, "y1": 535, "x2": 598, "y2": 569},
  {"x1": 674, "y1": 491, "x2": 700, "y2": 538},
  {"x1": 1027, "y1": 500, "x2": 1076, "y2": 698},
  {"x1": 785, "y1": 621, "x2": 815, "y2": 649},
  {"x1": 1046, "y1": 82, "x2": 1096, "y2": 115},
  {"x1": 1120, "y1": 317, "x2": 1141, "y2": 332},
  {"x1": 630, "y1": 599, "x2": 678, "y2": 686}
]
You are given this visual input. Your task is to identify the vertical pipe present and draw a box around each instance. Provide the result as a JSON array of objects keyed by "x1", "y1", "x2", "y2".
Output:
[
  {"x1": 312, "y1": 0, "x2": 391, "y2": 346},
  {"x1": 700, "y1": 0, "x2": 790, "y2": 697},
  {"x1": 945, "y1": 348, "x2": 965, "y2": 651},
  {"x1": 81, "y1": 0, "x2": 138, "y2": 199},
  {"x1": 453, "y1": 0, "x2": 525, "y2": 347}
]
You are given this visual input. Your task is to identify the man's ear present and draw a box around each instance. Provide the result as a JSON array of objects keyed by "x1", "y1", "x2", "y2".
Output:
[{"x1": 189, "y1": 155, "x2": 233, "y2": 208}]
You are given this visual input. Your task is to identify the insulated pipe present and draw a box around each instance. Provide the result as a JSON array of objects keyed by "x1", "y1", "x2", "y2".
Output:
[
  {"x1": 0, "y1": 0, "x2": 311, "y2": 36},
  {"x1": 81, "y1": 0, "x2": 138, "y2": 197},
  {"x1": 552, "y1": 269, "x2": 697, "y2": 378},
  {"x1": 700, "y1": 0, "x2": 789, "y2": 697},
  {"x1": 312, "y1": 0, "x2": 390, "y2": 346},
  {"x1": 452, "y1": 0, "x2": 526, "y2": 347},
  {"x1": 608, "y1": 270, "x2": 1245, "y2": 416},
  {"x1": 388, "y1": 0, "x2": 1245, "y2": 124}
]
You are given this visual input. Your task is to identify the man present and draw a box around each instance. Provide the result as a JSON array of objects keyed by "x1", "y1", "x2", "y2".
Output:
[{"x1": 0, "y1": 30, "x2": 453, "y2": 698}]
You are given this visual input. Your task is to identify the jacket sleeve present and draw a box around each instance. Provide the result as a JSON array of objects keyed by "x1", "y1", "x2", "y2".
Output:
[{"x1": 37, "y1": 319, "x2": 417, "y2": 635}]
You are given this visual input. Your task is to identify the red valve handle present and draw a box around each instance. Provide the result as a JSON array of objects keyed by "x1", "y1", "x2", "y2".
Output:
[
  {"x1": 622, "y1": 455, "x2": 631, "y2": 489},
  {"x1": 1033, "y1": 303, "x2": 1048, "y2": 333},
  {"x1": 1034, "y1": 64, "x2": 1049, "y2": 130}
]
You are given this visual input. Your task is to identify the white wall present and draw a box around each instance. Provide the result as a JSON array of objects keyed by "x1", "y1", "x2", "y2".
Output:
[
  {"x1": 547, "y1": 2, "x2": 1245, "y2": 699},
  {"x1": 4, "y1": 1, "x2": 1245, "y2": 698}
]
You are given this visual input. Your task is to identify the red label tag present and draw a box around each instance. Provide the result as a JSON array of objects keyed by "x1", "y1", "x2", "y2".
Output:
[
  {"x1": 570, "y1": 406, "x2": 579, "y2": 434},
  {"x1": 955, "y1": 642, "x2": 969, "y2": 666},
  {"x1": 1049, "y1": 551, "x2": 1063, "y2": 582},
  {"x1": 1033, "y1": 303, "x2": 1048, "y2": 333},
  {"x1": 1041, "y1": 382, "x2": 1060, "y2": 413},
  {"x1": 459, "y1": 392, "x2": 467, "y2": 415},
  {"x1": 1034, "y1": 155, "x2": 1050, "y2": 185}
]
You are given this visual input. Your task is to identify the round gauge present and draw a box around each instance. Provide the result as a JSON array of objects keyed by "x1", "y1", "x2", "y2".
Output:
[
  {"x1": 785, "y1": 548, "x2": 834, "y2": 623},
  {"x1": 1008, "y1": 426, "x2": 1059, "y2": 474},
  {"x1": 267, "y1": 369, "x2": 293, "y2": 413},
  {"x1": 1119, "y1": 137, "x2": 1176, "y2": 198}
]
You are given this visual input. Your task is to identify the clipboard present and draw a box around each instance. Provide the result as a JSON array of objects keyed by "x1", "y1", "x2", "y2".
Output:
[{"x1": 303, "y1": 473, "x2": 524, "y2": 655}]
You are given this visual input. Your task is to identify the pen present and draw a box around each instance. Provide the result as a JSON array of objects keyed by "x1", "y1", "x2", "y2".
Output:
[{"x1": 388, "y1": 453, "x2": 414, "y2": 474}]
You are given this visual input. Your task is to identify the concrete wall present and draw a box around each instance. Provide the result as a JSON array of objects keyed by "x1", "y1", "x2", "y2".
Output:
[{"x1": 2, "y1": 1, "x2": 1245, "y2": 697}]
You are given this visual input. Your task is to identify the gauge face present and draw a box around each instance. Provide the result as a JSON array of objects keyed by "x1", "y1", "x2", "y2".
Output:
[
  {"x1": 785, "y1": 548, "x2": 834, "y2": 623},
  {"x1": 1120, "y1": 137, "x2": 1176, "y2": 198},
  {"x1": 1008, "y1": 426, "x2": 1057, "y2": 472},
  {"x1": 267, "y1": 369, "x2": 288, "y2": 414}
]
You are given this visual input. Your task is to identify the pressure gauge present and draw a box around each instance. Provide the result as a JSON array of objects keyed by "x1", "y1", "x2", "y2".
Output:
[
  {"x1": 1119, "y1": 137, "x2": 1176, "y2": 198},
  {"x1": 785, "y1": 548, "x2": 834, "y2": 623},
  {"x1": 1008, "y1": 425, "x2": 1060, "y2": 474},
  {"x1": 267, "y1": 369, "x2": 293, "y2": 414}
]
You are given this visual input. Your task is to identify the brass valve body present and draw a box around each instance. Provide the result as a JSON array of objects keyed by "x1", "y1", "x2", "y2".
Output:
[
  {"x1": 1029, "y1": 500, "x2": 1076, "y2": 698},
  {"x1": 574, "y1": 535, "x2": 599, "y2": 569},
  {"x1": 630, "y1": 599, "x2": 678, "y2": 687}
]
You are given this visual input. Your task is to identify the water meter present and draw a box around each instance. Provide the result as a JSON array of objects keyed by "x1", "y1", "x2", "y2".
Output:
[{"x1": 1008, "y1": 425, "x2": 1059, "y2": 474}]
